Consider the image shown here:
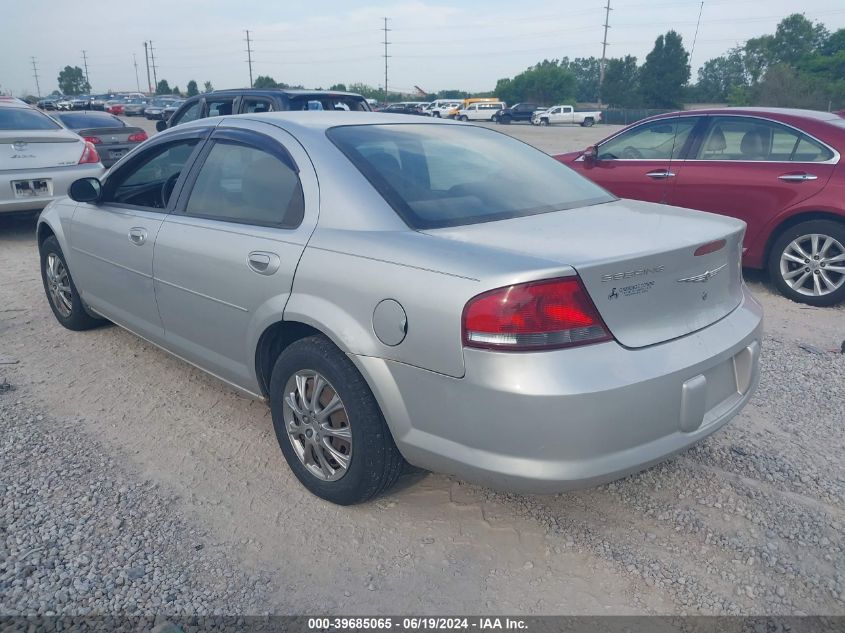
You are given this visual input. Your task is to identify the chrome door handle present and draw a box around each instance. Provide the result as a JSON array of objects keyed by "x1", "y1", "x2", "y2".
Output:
[
  {"x1": 646, "y1": 170, "x2": 676, "y2": 179},
  {"x1": 128, "y1": 227, "x2": 147, "y2": 245},
  {"x1": 247, "y1": 251, "x2": 280, "y2": 275},
  {"x1": 778, "y1": 173, "x2": 818, "y2": 182}
]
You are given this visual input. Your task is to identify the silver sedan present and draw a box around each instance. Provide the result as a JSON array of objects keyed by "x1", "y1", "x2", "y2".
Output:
[{"x1": 36, "y1": 112, "x2": 762, "y2": 505}]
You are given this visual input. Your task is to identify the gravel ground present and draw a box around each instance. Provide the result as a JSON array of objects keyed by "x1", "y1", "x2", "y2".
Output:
[
  {"x1": 1, "y1": 122, "x2": 844, "y2": 616},
  {"x1": 0, "y1": 392, "x2": 274, "y2": 617}
]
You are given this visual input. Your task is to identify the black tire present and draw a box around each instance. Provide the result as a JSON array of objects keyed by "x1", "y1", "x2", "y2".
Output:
[
  {"x1": 459, "y1": 115, "x2": 468, "y2": 122},
  {"x1": 767, "y1": 219, "x2": 845, "y2": 306},
  {"x1": 39, "y1": 236, "x2": 102, "y2": 330},
  {"x1": 540, "y1": 118, "x2": 549, "y2": 126},
  {"x1": 499, "y1": 116, "x2": 511, "y2": 125},
  {"x1": 581, "y1": 118, "x2": 594, "y2": 127},
  {"x1": 269, "y1": 335, "x2": 405, "y2": 505}
]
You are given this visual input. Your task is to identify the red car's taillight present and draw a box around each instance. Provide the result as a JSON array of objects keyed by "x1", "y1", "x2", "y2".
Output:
[
  {"x1": 83, "y1": 135, "x2": 101, "y2": 144},
  {"x1": 78, "y1": 141, "x2": 100, "y2": 165},
  {"x1": 127, "y1": 131, "x2": 148, "y2": 142},
  {"x1": 462, "y1": 277, "x2": 612, "y2": 351}
]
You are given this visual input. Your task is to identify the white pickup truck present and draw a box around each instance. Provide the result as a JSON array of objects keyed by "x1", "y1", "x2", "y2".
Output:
[{"x1": 531, "y1": 105, "x2": 602, "y2": 127}]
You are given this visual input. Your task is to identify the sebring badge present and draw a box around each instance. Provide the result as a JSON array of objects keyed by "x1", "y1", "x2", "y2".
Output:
[
  {"x1": 677, "y1": 263, "x2": 727, "y2": 283},
  {"x1": 12, "y1": 141, "x2": 27, "y2": 151}
]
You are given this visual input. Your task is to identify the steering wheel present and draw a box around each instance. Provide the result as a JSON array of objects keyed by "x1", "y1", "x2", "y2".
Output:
[
  {"x1": 622, "y1": 146, "x2": 644, "y2": 159},
  {"x1": 160, "y1": 172, "x2": 180, "y2": 207}
]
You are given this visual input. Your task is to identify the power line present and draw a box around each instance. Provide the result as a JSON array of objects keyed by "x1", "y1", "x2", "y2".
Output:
[
  {"x1": 81, "y1": 50, "x2": 90, "y2": 90},
  {"x1": 598, "y1": 0, "x2": 612, "y2": 105},
  {"x1": 689, "y1": 1, "x2": 705, "y2": 61},
  {"x1": 143, "y1": 42, "x2": 152, "y2": 94},
  {"x1": 245, "y1": 29, "x2": 254, "y2": 87},
  {"x1": 30, "y1": 57, "x2": 41, "y2": 98},
  {"x1": 382, "y1": 17, "x2": 390, "y2": 101}
]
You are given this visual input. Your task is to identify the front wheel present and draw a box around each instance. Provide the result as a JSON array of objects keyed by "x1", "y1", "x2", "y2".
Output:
[
  {"x1": 269, "y1": 335, "x2": 405, "y2": 505},
  {"x1": 459, "y1": 115, "x2": 468, "y2": 122},
  {"x1": 540, "y1": 118, "x2": 549, "y2": 126},
  {"x1": 767, "y1": 219, "x2": 845, "y2": 306},
  {"x1": 39, "y1": 236, "x2": 103, "y2": 330}
]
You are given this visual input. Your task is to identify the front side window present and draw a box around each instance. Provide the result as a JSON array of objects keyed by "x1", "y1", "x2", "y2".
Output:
[
  {"x1": 328, "y1": 124, "x2": 614, "y2": 229},
  {"x1": 695, "y1": 116, "x2": 834, "y2": 162},
  {"x1": 172, "y1": 100, "x2": 201, "y2": 126},
  {"x1": 184, "y1": 142, "x2": 304, "y2": 228},
  {"x1": 103, "y1": 139, "x2": 200, "y2": 209},
  {"x1": 598, "y1": 117, "x2": 699, "y2": 160}
]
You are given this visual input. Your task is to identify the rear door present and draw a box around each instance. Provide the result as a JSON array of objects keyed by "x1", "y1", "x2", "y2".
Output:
[
  {"x1": 70, "y1": 129, "x2": 209, "y2": 341},
  {"x1": 578, "y1": 115, "x2": 703, "y2": 203},
  {"x1": 665, "y1": 115, "x2": 837, "y2": 251},
  {"x1": 152, "y1": 119, "x2": 318, "y2": 390}
]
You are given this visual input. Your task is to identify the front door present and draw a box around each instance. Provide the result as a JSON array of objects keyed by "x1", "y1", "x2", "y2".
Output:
[
  {"x1": 70, "y1": 133, "x2": 207, "y2": 341},
  {"x1": 152, "y1": 120, "x2": 318, "y2": 391},
  {"x1": 577, "y1": 115, "x2": 702, "y2": 203}
]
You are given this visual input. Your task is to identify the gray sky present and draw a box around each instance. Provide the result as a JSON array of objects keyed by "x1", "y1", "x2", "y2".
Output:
[{"x1": 3, "y1": 0, "x2": 844, "y2": 97}]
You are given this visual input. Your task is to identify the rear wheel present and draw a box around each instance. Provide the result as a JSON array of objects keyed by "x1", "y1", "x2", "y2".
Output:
[
  {"x1": 767, "y1": 219, "x2": 845, "y2": 306},
  {"x1": 269, "y1": 335, "x2": 405, "y2": 505},
  {"x1": 581, "y1": 118, "x2": 595, "y2": 127},
  {"x1": 39, "y1": 236, "x2": 103, "y2": 330}
]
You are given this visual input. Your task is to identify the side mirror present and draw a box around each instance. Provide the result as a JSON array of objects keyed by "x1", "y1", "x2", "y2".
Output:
[
  {"x1": 583, "y1": 145, "x2": 599, "y2": 164},
  {"x1": 68, "y1": 178, "x2": 102, "y2": 204},
  {"x1": 155, "y1": 120, "x2": 167, "y2": 132}
]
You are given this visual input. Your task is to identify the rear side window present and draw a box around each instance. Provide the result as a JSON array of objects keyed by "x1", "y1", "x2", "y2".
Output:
[
  {"x1": 695, "y1": 116, "x2": 834, "y2": 162},
  {"x1": 0, "y1": 108, "x2": 60, "y2": 130},
  {"x1": 288, "y1": 95, "x2": 370, "y2": 112},
  {"x1": 184, "y1": 142, "x2": 304, "y2": 228},
  {"x1": 328, "y1": 123, "x2": 613, "y2": 229}
]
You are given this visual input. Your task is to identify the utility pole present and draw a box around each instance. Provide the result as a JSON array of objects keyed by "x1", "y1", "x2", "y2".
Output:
[
  {"x1": 598, "y1": 0, "x2": 612, "y2": 106},
  {"x1": 143, "y1": 42, "x2": 152, "y2": 94},
  {"x1": 81, "y1": 49, "x2": 90, "y2": 90},
  {"x1": 245, "y1": 29, "x2": 254, "y2": 88},
  {"x1": 30, "y1": 57, "x2": 41, "y2": 98},
  {"x1": 149, "y1": 40, "x2": 158, "y2": 91},
  {"x1": 382, "y1": 17, "x2": 390, "y2": 103},
  {"x1": 133, "y1": 53, "x2": 141, "y2": 92}
]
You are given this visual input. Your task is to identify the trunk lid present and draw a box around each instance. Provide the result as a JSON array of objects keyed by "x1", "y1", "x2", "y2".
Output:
[
  {"x1": 0, "y1": 129, "x2": 85, "y2": 170},
  {"x1": 426, "y1": 199, "x2": 745, "y2": 348}
]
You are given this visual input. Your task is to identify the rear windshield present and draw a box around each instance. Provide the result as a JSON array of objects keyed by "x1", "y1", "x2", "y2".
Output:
[
  {"x1": 327, "y1": 123, "x2": 614, "y2": 229},
  {"x1": 57, "y1": 113, "x2": 125, "y2": 129},
  {"x1": 288, "y1": 95, "x2": 370, "y2": 112},
  {"x1": 0, "y1": 108, "x2": 61, "y2": 130}
]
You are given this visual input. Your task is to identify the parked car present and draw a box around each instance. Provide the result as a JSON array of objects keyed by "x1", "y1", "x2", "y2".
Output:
[
  {"x1": 144, "y1": 97, "x2": 177, "y2": 120},
  {"x1": 162, "y1": 99, "x2": 183, "y2": 120},
  {"x1": 0, "y1": 100, "x2": 104, "y2": 214},
  {"x1": 90, "y1": 94, "x2": 117, "y2": 111},
  {"x1": 37, "y1": 96, "x2": 62, "y2": 110},
  {"x1": 158, "y1": 88, "x2": 371, "y2": 131},
  {"x1": 493, "y1": 102, "x2": 543, "y2": 124},
  {"x1": 37, "y1": 112, "x2": 761, "y2": 504},
  {"x1": 556, "y1": 107, "x2": 845, "y2": 305},
  {"x1": 70, "y1": 95, "x2": 92, "y2": 110},
  {"x1": 456, "y1": 102, "x2": 506, "y2": 121},
  {"x1": 122, "y1": 98, "x2": 148, "y2": 117},
  {"x1": 428, "y1": 101, "x2": 463, "y2": 118},
  {"x1": 105, "y1": 100, "x2": 126, "y2": 115},
  {"x1": 380, "y1": 102, "x2": 426, "y2": 115},
  {"x1": 532, "y1": 105, "x2": 602, "y2": 127},
  {"x1": 55, "y1": 97, "x2": 73, "y2": 111},
  {"x1": 53, "y1": 111, "x2": 148, "y2": 167}
]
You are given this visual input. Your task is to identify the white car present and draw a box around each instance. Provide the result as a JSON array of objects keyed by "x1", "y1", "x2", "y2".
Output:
[
  {"x1": 532, "y1": 105, "x2": 602, "y2": 127},
  {"x1": 456, "y1": 102, "x2": 506, "y2": 122},
  {"x1": 0, "y1": 101, "x2": 105, "y2": 214}
]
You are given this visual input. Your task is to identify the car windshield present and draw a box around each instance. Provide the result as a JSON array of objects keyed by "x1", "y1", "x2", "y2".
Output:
[
  {"x1": 0, "y1": 108, "x2": 61, "y2": 130},
  {"x1": 58, "y1": 113, "x2": 124, "y2": 129},
  {"x1": 328, "y1": 123, "x2": 614, "y2": 229}
]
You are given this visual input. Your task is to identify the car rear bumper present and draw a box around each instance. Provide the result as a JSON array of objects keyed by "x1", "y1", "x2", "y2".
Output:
[
  {"x1": 354, "y1": 285, "x2": 763, "y2": 493},
  {"x1": 1, "y1": 163, "x2": 105, "y2": 213}
]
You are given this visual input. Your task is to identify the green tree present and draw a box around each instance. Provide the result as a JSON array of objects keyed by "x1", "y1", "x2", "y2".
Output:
[
  {"x1": 186, "y1": 80, "x2": 199, "y2": 97},
  {"x1": 601, "y1": 56, "x2": 640, "y2": 107},
  {"x1": 436, "y1": 89, "x2": 469, "y2": 99},
  {"x1": 203, "y1": 81, "x2": 214, "y2": 93},
  {"x1": 253, "y1": 75, "x2": 278, "y2": 89},
  {"x1": 750, "y1": 64, "x2": 830, "y2": 109},
  {"x1": 329, "y1": 83, "x2": 347, "y2": 91},
  {"x1": 561, "y1": 57, "x2": 601, "y2": 102},
  {"x1": 696, "y1": 48, "x2": 748, "y2": 101},
  {"x1": 770, "y1": 14, "x2": 829, "y2": 65},
  {"x1": 820, "y1": 28, "x2": 845, "y2": 56},
  {"x1": 639, "y1": 31, "x2": 690, "y2": 108},
  {"x1": 155, "y1": 79, "x2": 171, "y2": 95},
  {"x1": 494, "y1": 60, "x2": 577, "y2": 105},
  {"x1": 172, "y1": 86, "x2": 181, "y2": 96},
  {"x1": 57, "y1": 66, "x2": 90, "y2": 95}
]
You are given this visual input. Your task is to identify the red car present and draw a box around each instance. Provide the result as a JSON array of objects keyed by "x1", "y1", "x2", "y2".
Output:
[
  {"x1": 106, "y1": 102, "x2": 125, "y2": 115},
  {"x1": 557, "y1": 108, "x2": 845, "y2": 305}
]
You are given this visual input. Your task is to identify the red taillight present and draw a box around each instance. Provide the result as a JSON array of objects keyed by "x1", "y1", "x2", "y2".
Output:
[
  {"x1": 78, "y1": 141, "x2": 100, "y2": 165},
  {"x1": 462, "y1": 277, "x2": 612, "y2": 351},
  {"x1": 128, "y1": 131, "x2": 148, "y2": 142},
  {"x1": 694, "y1": 239, "x2": 726, "y2": 256},
  {"x1": 83, "y1": 136, "x2": 101, "y2": 144}
]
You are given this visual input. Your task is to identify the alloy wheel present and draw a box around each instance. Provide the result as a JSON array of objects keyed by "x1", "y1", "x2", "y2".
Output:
[
  {"x1": 45, "y1": 253, "x2": 72, "y2": 317},
  {"x1": 283, "y1": 370, "x2": 352, "y2": 482},
  {"x1": 779, "y1": 233, "x2": 845, "y2": 297}
]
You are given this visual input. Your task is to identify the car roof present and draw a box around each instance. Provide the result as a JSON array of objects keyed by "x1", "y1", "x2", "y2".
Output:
[
  {"x1": 649, "y1": 107, "x2": 844, "y2": 123},
  {"x1": 206, "y1": 88, "x2": 366, "y2": 98}
]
